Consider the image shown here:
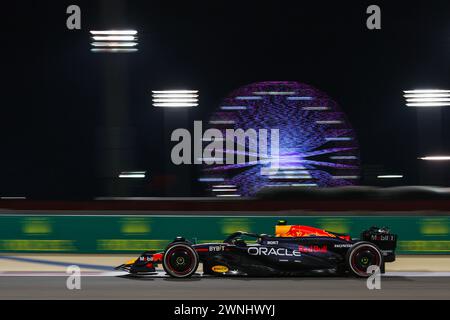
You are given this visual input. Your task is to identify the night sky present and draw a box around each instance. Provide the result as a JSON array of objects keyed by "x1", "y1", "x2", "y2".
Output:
[{"x1": 1, "y1": 0, "x2": 450, "y2": 199}]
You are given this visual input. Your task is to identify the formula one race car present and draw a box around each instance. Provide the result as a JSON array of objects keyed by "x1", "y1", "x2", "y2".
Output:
[{"x1": 116, "y1": 221, "x2": 397, "y2": 278}]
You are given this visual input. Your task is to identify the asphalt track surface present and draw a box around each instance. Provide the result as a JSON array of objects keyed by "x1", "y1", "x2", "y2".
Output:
[
  {"x1": 1, "y1": 255, "x2": 450, "y2": 299},
  {"x1": 0, "y1": 272, "x2": 449, "y2": 300}
]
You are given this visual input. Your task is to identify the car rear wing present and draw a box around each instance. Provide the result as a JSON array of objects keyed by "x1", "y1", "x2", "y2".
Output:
[{"x1": 361, "y1": 226, "x2": 397, "y2": 262}]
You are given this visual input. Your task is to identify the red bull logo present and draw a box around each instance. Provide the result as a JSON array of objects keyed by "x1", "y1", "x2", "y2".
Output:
[{"x1": 298, "y1": 245, "x2": 328, "y2": 253}]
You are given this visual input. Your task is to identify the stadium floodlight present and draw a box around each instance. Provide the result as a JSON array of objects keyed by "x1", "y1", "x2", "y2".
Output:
[
  {"x1": 404, "y1": 93, "x2": 450, "y2": 98},
  {"x1": 90, "y1": 30, "x2": 138, "y2": 35},
  {"x1": 153, "y1": 103, "x2": 198, "y2": 107},
  {"x1": 377, "y1": 175, "x2": 403, "y2": 179},
  {"x1": 91, "y1": 42, "x2": 138, "y2": 47},
  {"x1": 0, "y1": 196, "x2": 26, "y2": 200},
  {"x1": 212, "y1": 185, "x2": 236, "y2": 188},
  {"x1": 90, "y1": 30, "x2": 138, "y2": 53},
  {"x1": 92, "y1": 36, "x2": 136, "y2": 41},
  {"x1": 153, "y1": 99, "x2": 198, "y2": 103},
  {"x1": 419, "y1": 156, "x2": 450, "y2": 161},
  {"x1": 91, "y1": 48, "x2": 138, "y2": 53},
  {"x1": 403, "y1": 89, "x2": 450, "y2": 107},
  {"x1": 406, "y1": 103, "x2": 450, "y2": 107},
  {"x1": 406, "y1": 98, "x2": 450, "y2": 102},
  {"x1": 119, "y1": 171, "x2": 146, "y2": 178},
  {"x1": 152, "y1": 90, "x2": 199, "y2": 107},
  {"x1": 404, "y1": 90, "x2": 450, "y2": 94},
  {"x1": 153, "y1": 95, "x2": 199, "y2": 99},
  {"x1": 152, "y1": 90, "x2": 197, "y2": 94}
]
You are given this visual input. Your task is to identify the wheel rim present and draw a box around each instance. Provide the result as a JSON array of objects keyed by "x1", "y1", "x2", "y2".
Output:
[
  {"x1": 166, "y1": 247, "x2": 195, "y2": 276},
  {"x1": 351, "y1": 245, "x2": 381, "y2": 275}
]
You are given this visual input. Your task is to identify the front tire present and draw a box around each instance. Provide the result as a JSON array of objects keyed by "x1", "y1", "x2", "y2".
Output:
[
  {"x1": 346, "y1": 242, "x2": 383, "y2": 278},
  {"x1": 163, "y1": 242, "x2": 199, "y2": 278}
]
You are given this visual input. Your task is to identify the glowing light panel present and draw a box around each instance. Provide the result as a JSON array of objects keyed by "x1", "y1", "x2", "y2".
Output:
[{"x1": 201, "y1": 81, "x2": 360, "y2": 196}]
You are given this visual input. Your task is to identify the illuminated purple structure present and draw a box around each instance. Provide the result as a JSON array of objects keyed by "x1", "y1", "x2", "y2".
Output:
[{"x1": 201, "y1": 81, "x2": 359, "y2": 196}]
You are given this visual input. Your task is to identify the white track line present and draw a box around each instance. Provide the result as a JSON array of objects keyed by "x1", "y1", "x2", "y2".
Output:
[{"x1": 384, "y1": 272, "x2": 450, "y2": 277}]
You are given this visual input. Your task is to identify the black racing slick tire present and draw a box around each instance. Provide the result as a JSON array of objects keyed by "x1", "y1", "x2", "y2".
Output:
[
  {"x1": 346, "y1": 242, "x2": 383, "y2": 278},
  {"x1": 162, "y1": 242, "x2": 199, "y2": 278}
]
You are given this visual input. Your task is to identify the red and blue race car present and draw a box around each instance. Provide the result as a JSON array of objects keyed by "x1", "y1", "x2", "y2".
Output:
[{"x1": 116, "y1": 220, "x2": 397, "y2": 278}]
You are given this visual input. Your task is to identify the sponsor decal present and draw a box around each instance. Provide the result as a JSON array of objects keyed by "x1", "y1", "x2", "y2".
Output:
[
  {"x1": 248, "y1": 246, "x2": 302, "y2": 257},
  {"x1": 138, "y1": 256, "x2": 152, "y2": 262},
  {"x1": 298, "y1": 245, "x2": 327, "y2": 253},
  {"x1": 266, "y1": 241, "x2": 278, "y2": 245},
  {"x1": 209, "y1": 245, "x2": 226, "y2": 252},
  {"x1": 212, "y1": 265, "x2": 229, "y2": 273},
  {"x1": 334, "y1": 243, "x2": 353, "y2": 248},
  {"x1": 370, "y1": 234, "x2": 396, "y2": 241}
]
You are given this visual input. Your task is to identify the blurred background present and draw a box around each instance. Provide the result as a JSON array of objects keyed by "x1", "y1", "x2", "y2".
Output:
[{"x1": 0, "y1": 0, "x2": 450, "y2": 200}]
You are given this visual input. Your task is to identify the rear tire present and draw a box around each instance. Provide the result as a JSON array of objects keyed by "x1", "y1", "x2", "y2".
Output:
[
  {"x1": 163, "y1": 242, "x2": 199, "y2": 278},
  {"x1": 346, "y1": 242, "x2": 383, "y2": 278}
]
